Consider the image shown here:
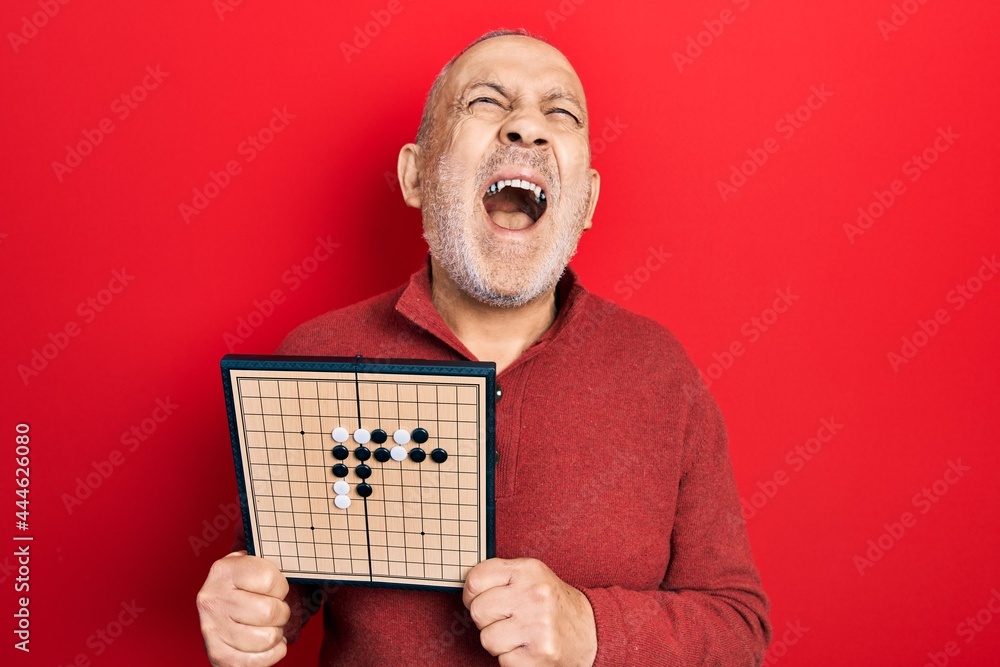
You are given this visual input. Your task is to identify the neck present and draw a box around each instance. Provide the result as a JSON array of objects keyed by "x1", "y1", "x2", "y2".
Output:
[{"x1": 429, "y1": 257, "x2": 558, "y2": 375}]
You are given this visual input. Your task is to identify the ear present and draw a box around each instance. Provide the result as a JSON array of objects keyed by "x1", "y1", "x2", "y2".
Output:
[
  {"x1": 581, "y1": 167, "x2": 601, "y2": 230},
  {"x1": 398, "y1": 143, "x2": 423, "y2": 209}
]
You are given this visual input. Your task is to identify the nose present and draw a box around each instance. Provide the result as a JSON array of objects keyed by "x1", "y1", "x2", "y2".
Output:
[{"x1": 500, "y1": 108, "x2": 550, "y2": 148}]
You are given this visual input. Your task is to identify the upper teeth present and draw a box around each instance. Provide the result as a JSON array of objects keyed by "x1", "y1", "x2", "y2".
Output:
[{"x1": 486, "y1": 179, "x2": 546, "y2": 203}]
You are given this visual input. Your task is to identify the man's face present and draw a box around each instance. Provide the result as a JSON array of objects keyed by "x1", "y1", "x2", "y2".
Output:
[{"x1": 417, "y1": 36, "x2": 599, "y2": 308}]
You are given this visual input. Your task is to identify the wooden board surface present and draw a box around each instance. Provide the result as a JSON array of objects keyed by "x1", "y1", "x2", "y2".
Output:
[{"x1": 222, "y1": 355, "x2": 496, "y2": 591}]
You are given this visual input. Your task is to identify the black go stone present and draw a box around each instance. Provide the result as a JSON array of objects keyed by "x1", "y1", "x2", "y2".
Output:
[
  {"x1": 332, "y1": 464, "x2": 348, "y2": 477},
  {"x1": 331, "y1": 445, "x2": 349, "y2": 460},
  {"x1": 357, "y1": 483, "x2": 373, "y2": 498},
  {"x1": 412, "y1": 427, "x2": 429, "y2": 444},
  {"x1": 409, "y1": 448, "x2": 426, "y2": 463},
  {"x1": 354, "y1": 446, "x2": 371, "y2": 461},
  {"x1": 374, "y1": 447, "x2": 391, "y2": 462},
  {"x1": 431, "y1": 448, "x2": 448, "y2": 464},
  {"x1": 371, "y1": 429, "x2": 388, "y2": 444},
  {"x1": 356, "y1": 464, "x2": 372, "y2": 479}
]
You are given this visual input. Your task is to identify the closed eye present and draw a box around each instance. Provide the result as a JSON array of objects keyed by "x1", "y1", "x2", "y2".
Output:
[
  {"x1": 548, "y1": 108, "x2": 581, "y2": 124},
  {"x1": 470, "y1": 97, "x2": 504, "y2": 108}
]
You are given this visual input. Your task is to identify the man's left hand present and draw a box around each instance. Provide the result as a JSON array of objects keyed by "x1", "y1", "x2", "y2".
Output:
[{"x1": 462, "y1": 557, "x2": 597, "y2": 666}]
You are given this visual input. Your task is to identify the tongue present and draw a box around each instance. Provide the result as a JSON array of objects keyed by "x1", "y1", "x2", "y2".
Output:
[
  {"x1": 488, "y1": 210, "x2": 535, "y2": 230},
  {"x1": 484, "y1": 193, "x2": 536, "y2": 230}
]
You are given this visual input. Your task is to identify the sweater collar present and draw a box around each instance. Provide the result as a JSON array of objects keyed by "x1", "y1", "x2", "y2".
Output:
[{"x1": 394, "y1": 255, "x2": 590, "y2": 368}]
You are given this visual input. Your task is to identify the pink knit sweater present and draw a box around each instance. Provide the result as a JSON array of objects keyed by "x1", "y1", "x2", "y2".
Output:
[{"x1": 260, "y1": 262, "x2": 770, "y2": 666}]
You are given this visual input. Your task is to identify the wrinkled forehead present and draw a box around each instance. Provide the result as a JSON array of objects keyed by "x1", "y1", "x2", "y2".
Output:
[{"x1": 442, "y1": 36, "x2": 588, "y2": 112}]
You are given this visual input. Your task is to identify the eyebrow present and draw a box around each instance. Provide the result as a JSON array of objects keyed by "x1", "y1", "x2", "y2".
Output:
[
  {"x1": 462, "y1": 80, "x2": 510, "y2": 99},
  {"x1": 540, "y1": 86, "x2": 585, "y2": 114}
]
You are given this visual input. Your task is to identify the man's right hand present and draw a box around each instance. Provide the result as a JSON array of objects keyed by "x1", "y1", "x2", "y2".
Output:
[{"x1": 197, "y1": 551, "x2": 291, "y2": 667}]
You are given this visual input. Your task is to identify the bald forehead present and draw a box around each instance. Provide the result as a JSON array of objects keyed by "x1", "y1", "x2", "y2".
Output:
[{"x1": 442, "y1": 36, "x2": 588, "y2": 114}]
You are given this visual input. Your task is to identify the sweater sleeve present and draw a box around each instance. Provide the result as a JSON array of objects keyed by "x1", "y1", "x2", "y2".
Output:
[
  {"x1": 280, "y1": 582, "x2": 324, "y2": 644},
  {"x1": 579, "y1": 385, "x2": 771, "y2": 666}
]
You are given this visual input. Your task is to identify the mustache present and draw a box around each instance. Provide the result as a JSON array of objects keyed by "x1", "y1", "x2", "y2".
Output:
[{"x1": 475, "y1": 145, "x2": 557, "y2": 195}]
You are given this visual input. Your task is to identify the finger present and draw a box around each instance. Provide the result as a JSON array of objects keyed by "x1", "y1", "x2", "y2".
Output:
[
  {"x1": 497, "y1": 647, "x2": 532, "y2": 667},
  {"x1": 201, "y1": 594, "x2": 286, "y2": 656},
  {"x1": 227, "y1": 589, "x2": 291, "y2": 628},
  {"x1": 478, "y1": 617, "x2": 525, "y2": 658},
  {"x1": 218, "y1": 618, "x2": 287, "y2": 655},
  {"x1": 207, "y1": 635, "x2": 287, "y2": 667},
  {"x1": 463, "y1": 558, "x2": 513, "y2": 608},
  {"x1": 468, "y1": 585, "x2": 514, "y2": 630},
  {"x1": 230, "y1": 557, "x2": 289, "y2": 599}
]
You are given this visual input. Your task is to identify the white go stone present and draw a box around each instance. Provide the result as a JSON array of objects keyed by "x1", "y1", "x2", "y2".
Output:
[
  {"x1": 331, "y1": 427, "x2": 349, "y2": 443},
  {"x1": 354, "y1": 428, "x2": 371, "y2": 444},
  {"x1": 334, "y1": 494, "x2": 351, "y2": 509},
  {"x1": 333, "y1": 481, "x2": 350, "y2": 495},
  {"x1": 390, "y1": 445, "x2": 407, "y2": 462},
  {"x1": 393, "y1": 428, "x2": 410, "y2": 445}
]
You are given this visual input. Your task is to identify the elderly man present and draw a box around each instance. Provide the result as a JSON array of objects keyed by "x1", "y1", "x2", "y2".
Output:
[{"x1": 198, "y1": 29, "x2": 770, "y2": 667}]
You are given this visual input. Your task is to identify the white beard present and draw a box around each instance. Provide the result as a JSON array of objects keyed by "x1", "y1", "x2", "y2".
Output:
[{"x1": 421, "y1": 145, "x2": 591, "y2": 308}]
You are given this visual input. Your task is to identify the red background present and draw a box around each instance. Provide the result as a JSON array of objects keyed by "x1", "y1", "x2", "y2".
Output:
[{"x1": 3, "y1": 1, "x2": 999, "y2": 665}]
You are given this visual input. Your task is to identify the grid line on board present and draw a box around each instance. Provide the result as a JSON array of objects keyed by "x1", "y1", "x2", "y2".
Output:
[{"x1": 235, "y1": 370, "x2": 486, "y2": 586}]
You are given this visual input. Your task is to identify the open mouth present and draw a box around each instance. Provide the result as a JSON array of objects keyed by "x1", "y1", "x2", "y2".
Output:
[{"x1": 482, "y1": 178, "x2": 548, "y2": 231}]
